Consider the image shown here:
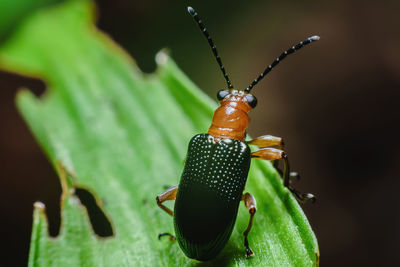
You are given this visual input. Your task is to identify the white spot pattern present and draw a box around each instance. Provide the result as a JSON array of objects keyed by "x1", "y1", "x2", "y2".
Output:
[{"x1": 180, "y1": 134, "x2": 251, "y2": 202}]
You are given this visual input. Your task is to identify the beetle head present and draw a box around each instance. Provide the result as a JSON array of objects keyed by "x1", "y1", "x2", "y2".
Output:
[{"x1": 216, "y1": 89, "x2": 257, "y2": 110}]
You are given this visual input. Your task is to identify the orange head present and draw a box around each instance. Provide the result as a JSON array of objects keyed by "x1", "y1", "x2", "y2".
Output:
[{"x1": 208, "y1": 89, "x2": 257, "y2": 141}]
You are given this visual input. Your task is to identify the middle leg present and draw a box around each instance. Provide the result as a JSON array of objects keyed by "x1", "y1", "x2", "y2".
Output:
[
  {"x1": 156, "y1": 185, "x2": 178, "y2": 216},
  {"x1": 251, "y1": 147, "x2": 315, "y2": 203},
  {"x1": 156, "y1": 185, "x2": 178, "y2": 241}
]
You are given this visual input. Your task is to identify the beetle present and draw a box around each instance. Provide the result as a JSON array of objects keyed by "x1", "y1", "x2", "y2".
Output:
[{"x1": 156, "y1": 6, "x2": 318, "y2": 261}]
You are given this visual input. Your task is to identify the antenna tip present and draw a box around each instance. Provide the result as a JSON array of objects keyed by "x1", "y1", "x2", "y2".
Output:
[
  {"x1": 311, "y1": 35, "x2": 320, "y2": 41},
  {"x1": 187, "y1": 6, "x2": 195, "y2": 15}
]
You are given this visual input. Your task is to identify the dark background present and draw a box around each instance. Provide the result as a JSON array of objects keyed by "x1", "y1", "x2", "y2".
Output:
[{"x1": 1, "y1": 0, "x2": 399, "y2": 266}]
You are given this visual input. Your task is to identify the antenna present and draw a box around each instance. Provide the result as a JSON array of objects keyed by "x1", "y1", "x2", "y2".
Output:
[
  {"x1": 188, "y1": 6, "x2": 234, "y2": 89},
  {"x1": 245, "y1": 36, "x2": 320, "y2": 92}
]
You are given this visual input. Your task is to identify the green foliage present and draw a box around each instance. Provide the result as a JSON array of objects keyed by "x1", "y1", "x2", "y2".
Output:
[
  {"x1": 0, "y1": 0, "x2": 319, "y2": 266},
  {"x1": 0, "y1": 0, "x2": 62, "y2": 40}
]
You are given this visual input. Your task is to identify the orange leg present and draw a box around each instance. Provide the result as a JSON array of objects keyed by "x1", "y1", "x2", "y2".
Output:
[
  {"x1": 242, "y1": 192, "x2": 257, "y2": 257},
  {"x1": 251, "y1": 147, "x2": 315, "y2": 203},
  {"x1": 247, "y1": 135, "x2": 284, "y2": 171},
  {"x1": 247, "y1": 135, "x2": 284, "y2": 149},
  {"x1": 156, "y1": 185, "x2": 178, "y2": 216},
  {"x1": 156, "y1": 185, "x2": 178, "y2": 241}
]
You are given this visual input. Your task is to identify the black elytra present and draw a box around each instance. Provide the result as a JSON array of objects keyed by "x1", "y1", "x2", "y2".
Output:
[{"x1": 174, "y1": 134, "x2": 251, "y2": 260}]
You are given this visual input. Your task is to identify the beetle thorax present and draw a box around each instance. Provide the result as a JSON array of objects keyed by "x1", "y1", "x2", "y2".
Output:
[{"x1": 208, "y1": 92, "x2": 252, "y2": 141}]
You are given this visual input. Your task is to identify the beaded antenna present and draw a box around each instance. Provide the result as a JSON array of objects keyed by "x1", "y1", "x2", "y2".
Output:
[
  {"x1": 188, "y1": 6, "x2": 234, "y2": 89},
  {"x1": 187, "y1": 6, "x2": 320, "y2": 92}
]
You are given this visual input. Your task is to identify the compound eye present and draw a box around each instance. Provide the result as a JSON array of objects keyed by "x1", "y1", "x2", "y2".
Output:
[
  {"x1": 217, "y1": 90, "x2": 230, "y2": 101},
  {"x1": 245, "y1": 94, "x2": 257, "y2": 108}
]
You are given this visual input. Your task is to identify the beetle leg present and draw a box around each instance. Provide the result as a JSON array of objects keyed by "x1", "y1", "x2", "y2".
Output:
[
  {"x1": 247, "y1": 135, "x2": 284, "y2": 149},
  {"x1": 274, "y1": 166, "x2": 300, "y2": 184},
  {"x1": 156, "y1": 185, "x2": 178, "y2": 216},
  {"x1": 156, "y1": 186, "x2": 178, "y2": 242},
  {"x1": 251, "y1": 147, "x2": 284, "y2": 167},
  {"x1": 288, "y1": 187, "x2": 316, "y2": 204},
  {"x1": 242, "y1": 192, "x2": 257, "y2": 257},
  {"x1": 251, "y1": 148, "x2": 316, "y2": 203},
  {"x1": 247, "y1": 135, "x2": 285, "y2": 173},
  {"x1": 289, "y1": 171, "x2": 301, "y2": 182},
  {"x1": 248, "y1": 136, "x2": 301, "y2": 182},
  {"x1": 158, "y1": 232, "x2": 176, "y2": 241}
]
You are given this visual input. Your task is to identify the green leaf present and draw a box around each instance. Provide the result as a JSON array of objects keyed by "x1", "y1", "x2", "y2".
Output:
[
  {"x1": 0, "y1": 0, "x2": 319, "y2": 266},
  {"x1": 0, "y1": 0, "x2": 63, "y2": 40}
]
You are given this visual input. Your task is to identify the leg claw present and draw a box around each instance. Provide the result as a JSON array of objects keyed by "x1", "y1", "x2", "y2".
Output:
[
  {"x1": 246, "y1": 248, "x2": 255, "y2": 257},
  {"x1": 158, "y1": 232, "x2": 176, "y2": 241},
  {"x1": 289, "y1": 187, "x2": 316, "y2": 204}
]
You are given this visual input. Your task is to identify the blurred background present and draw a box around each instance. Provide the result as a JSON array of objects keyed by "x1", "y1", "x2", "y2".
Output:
[{"x1": 1, "y1": 0, "x2": 399, "y2": 266}]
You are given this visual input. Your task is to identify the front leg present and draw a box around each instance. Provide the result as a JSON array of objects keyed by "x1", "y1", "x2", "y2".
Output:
[
  {"x1": 251, "y1": 147, "x2": 315, "y2": 203},
  {"x1": 247, "y1": 135, "x2": 284, "y2": 171},
  {"x1": 247, "y1": 135, "x2": 284, "y2": 149}
]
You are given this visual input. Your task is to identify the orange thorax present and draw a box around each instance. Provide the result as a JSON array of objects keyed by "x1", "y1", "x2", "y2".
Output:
[{"x1": 208, "y1": 93, "x2": 252, "y2": 141}]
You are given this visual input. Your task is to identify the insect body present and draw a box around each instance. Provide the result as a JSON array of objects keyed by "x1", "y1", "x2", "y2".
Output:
[{"x1": 156, "y1": 6, "x2": 318, "y2": 261}]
